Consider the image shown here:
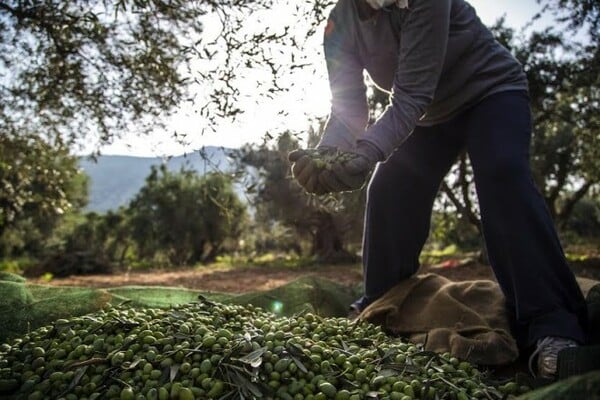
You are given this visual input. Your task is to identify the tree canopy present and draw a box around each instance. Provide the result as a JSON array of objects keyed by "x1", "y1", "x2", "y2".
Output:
[
  {"x1": 128, "y1": 165, "x2": 247, "y2": 265},
  {"x1": 0, "y1": 133, "x2": 88, "y2": 257},
  {"x1": 0, "y1": 0, "x2": 334, "y2": 151}
]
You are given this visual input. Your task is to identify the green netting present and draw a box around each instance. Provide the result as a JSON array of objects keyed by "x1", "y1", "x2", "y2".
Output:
[
  {"x1": 0, "y1": 273, "x2": 360, "y2": 343},
  {"x1": 106, "y1": 286, "x2": 234, "y2": 308},
  {"x1": 0, "y1": 272, "x2": 26, "y2": 283},
  {"x1": 1, "y1": 272, "x2": 599, "y2": 398},
  {"x1": 0, "y1": 281, "x2": 114, "y2": 342},
  {"x1": 516, "y1": 370, "x2": 600, "y2": 399},
  {"x1": 230, "y1": 275, "x2": 359, "y2": 317}
]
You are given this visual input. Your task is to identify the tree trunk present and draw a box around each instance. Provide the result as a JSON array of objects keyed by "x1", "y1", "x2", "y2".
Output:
[
  {"x1": 191, "y1": 239, "x2": 204, "y2": 263},
  {"x1": 118, "y1": 245, "x2": 129, "y2": 268},
  {"x1": 311, "y1": 212, "x2": 358, "y2": 264},
  {"x1": 556, "y1": 181, "x2": 593, "y2": 229},
  {"x1": 201, "y1": 242, "x2": 222, "y2": 264}
]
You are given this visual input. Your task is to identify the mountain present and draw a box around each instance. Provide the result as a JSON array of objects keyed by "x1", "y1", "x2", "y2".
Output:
[{"x1": 80, "y1": 147, "x2": 235, "y2": 213}]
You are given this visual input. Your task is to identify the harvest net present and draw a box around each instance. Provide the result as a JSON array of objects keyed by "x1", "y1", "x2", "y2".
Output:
[
  {"x1": 1, "y1": 272, "x2": 598, "y2": 399},
  {"x1": 0, "y1": 273, "x2": 359, "y2": 343}
]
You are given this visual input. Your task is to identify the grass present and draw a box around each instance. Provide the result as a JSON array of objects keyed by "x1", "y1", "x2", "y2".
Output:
[
  {"x1": 0, "y1": 257, "x2": 36, "y2": 275},
  {"x1": 212, "y1": 253, "x2": 349, "y2": 269},
  {"x1": 2, "y1": 237, "x2": 598, "y2": 279},
  {"x1": 564, "y1": 240, "x2": 600, "y2": 262}
]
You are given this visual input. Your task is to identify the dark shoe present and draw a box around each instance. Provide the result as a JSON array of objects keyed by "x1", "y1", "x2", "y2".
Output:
[
  {"x1": 348, "y1": 296, "x2": 371, "y2": 319},
  {"x1": 348, "y1": 307, "x2": 361, "y2": 320},
  {"x1": 529, "y1": 336, "x2": 578, "y2": 379}
]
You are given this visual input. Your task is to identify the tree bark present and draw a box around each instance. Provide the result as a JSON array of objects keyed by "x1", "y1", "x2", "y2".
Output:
[
  {"x1": 440, "y1": 182, "x2": 481, "y2": 233},
  {"x1": 557, "y1": 180, "x2": 593, "y2": 229},
  {"x1": 311, "y1": 212, "x2": 358, "y2": 264}
]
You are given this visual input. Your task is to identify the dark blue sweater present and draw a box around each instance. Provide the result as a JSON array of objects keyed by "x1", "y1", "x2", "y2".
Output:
[{"x1": 319, "y1": 0, "x2": 528, "y2": 159}]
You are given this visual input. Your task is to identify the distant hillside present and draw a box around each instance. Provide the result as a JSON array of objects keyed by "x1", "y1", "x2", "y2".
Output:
[{"x1": 80, "y1": 147, "x2": 235, "y2": 213}]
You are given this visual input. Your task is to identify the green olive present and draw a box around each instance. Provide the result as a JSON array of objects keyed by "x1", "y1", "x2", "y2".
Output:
[{"x1": 0, "y1": 300, "x2": 516, "y2": 400}]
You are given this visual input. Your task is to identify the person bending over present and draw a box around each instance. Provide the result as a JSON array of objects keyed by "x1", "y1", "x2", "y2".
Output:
[{"x1": 288, "y1": 0, "x2": 588, "y2": 379}]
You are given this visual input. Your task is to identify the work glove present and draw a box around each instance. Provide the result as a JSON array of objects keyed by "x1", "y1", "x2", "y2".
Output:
[
  {"x1": 288, "y1": 146, "x2": 336, "y2": 194},
  {"x1": 318, "y1": 141, "x2": 383, "y2": 193}
]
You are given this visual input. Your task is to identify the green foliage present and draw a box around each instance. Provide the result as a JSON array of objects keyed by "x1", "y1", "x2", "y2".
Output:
[
  {"x1": 0, "y1": 133, "x2": 88, "y2": 258},
  {"x1": 562, "y1": 197, "x2": 600, "y2": 238},
  {"x1": 128, "y1": 166, "x2": 247, "y2": 266},
  {"x1": 214, "y1": 252, "x2": 318, "y2": 270},
  {"x1": 38, "y1": 210, "x2": 132, "y2": 277},
  {"x1": 429, "y1": 211, "x2": 482, "y2": 252},
  {"x1": 419, "y1": 244, "x2": 464, "y2": 267},
  {"x1": 0, "y1": 258, "x2": 36, "y2": 275},
  {"x1": 2, "y1": 161, "x2": 249, "y2": 273},
  {"x1": 241, "y1": 221, "x2": 304, "y2": 257},
  {"x1": 0, "y1": 0, "x2": 205, "y2": 145},
  {"x1": 0, "y1": 0, "x2": 336, "y2": 150},
  {"x1": 539, "y1": 0, "x2": 600, "y2": 40},
  {"x1": 507, "y1": 21, "x2": 598, "y2": 227}
]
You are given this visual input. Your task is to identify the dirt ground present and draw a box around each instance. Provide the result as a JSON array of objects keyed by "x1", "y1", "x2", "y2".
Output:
[
  {"x1": 36, "y1": 256, "x2": 600, "y2": 294},
  {"x1": 36, "y1": 263, "x2": 364, "y2": 293}
]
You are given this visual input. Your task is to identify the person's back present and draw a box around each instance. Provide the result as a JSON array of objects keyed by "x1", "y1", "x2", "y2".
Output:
[{"x1": 320, "y1": 0, "x2": 528, "y2": 151}]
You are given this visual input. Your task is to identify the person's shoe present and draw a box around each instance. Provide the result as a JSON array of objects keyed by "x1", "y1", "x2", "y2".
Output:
[
  {"x1": 528, "y1": 336, "x2": 578, "y2": 379},
  {"x1": 348, "y1": 306, "x2": 361, "y2": 320},
  {"x1": 347, "y1": 296, "x2": 371, "y2": 320}
]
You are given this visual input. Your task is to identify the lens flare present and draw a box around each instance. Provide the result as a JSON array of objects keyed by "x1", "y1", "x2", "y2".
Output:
[{"x1": 271, "y1": 300, "x2": 284, "y2": 314}]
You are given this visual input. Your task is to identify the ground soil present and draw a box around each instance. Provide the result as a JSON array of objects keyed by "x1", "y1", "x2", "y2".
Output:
[
  {"x1": 35, "y1": 263, "x2": 364, "y2": 293},
  {"x1": 35, "y1": 256, "x2": 600, "y2": 294}
]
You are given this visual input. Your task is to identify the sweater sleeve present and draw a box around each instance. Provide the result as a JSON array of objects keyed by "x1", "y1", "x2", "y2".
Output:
[
  {"x1": 359, "y1": 0, "x2": 452, "y2": 159},
  {"x1": 318, "y1": 5, "x2": 369, "y2": 151}
]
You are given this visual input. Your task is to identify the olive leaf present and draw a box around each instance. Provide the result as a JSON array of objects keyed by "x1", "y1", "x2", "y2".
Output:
[
  {"x1": 291, "y1": 355, "x2": 308, "y2": 374},
  {"x1": 169, "y1": 364, "x2": 180, "y2": 383},
  {"x1": 221, "y1": 364, "x2": 265, "y2": 398},
  {"x1": 60, "y1": 365, "x2": 88, "y2": 396},
  {"x1": 236, "y1": 346, "x2": 267, "y2": 369}
]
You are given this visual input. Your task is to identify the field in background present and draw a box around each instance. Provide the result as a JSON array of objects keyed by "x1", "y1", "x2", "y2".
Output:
[{"x1": 33, "y1": 249, "x2": 600, "y2": 294}]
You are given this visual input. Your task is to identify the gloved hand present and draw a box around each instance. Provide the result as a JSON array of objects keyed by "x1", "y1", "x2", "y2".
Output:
[
  {"x1": 288, "y1": 147, "x2": 336, "y2": 194},
  {"x1": 318, "y1": 141, "x2": 383, "y2": 193}
]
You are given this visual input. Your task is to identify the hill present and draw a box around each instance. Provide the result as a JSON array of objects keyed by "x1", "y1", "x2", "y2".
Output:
[{"x1": 80, "y1": 147, "x2": 235, "y2": 213}]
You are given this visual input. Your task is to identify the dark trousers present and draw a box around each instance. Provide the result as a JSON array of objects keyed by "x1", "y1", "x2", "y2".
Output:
[{"x1": 361, "y1": 90, "x2": 588, "y2": 347}]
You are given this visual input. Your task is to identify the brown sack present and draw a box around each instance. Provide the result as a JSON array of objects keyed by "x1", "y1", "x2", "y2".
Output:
[{"x1": 359, "y1": 273, "x2": 518, "y2": 366}]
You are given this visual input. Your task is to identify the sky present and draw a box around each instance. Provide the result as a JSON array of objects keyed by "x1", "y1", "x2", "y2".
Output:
[{"x1": 99, "y1": 0, "x2": 549, "y2": 157}]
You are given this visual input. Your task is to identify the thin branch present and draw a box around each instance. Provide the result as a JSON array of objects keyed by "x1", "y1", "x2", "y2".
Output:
[
  {"x1": 458, "y1": 154, "x2": 479, "y2": 230},
  {"x1": 557, "y1": 180, "x2": 594, "y2": 228},
  {"x1": 440, "y1": 180, "x2": 481, "y2": 232}
]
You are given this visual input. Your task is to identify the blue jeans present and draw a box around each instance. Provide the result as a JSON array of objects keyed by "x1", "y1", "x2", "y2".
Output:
[{"x1": 357, "y1": 90, "x2": 588, "y2": 347}]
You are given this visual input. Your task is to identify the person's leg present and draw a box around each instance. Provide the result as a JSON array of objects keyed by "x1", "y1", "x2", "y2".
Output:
[
  {"x1": 464, "y1": 90, "x2": 588, "y2": 349},
  {"x1": 356, "y1": 121, "x2": 464, "y2": 311}
]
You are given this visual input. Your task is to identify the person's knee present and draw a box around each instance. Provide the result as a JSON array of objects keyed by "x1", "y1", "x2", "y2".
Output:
[{"x1": 475, "y1": 155, "x2": 530, "y2": 186}]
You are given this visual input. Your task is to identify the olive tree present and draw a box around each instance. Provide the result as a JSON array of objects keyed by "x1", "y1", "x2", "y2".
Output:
[
  {"x1": 127, "y1": 165, "x2": 247, "y2": 265},
  {"x1": 0, "y1": 133, "x2": 88, "y2": 257}
]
